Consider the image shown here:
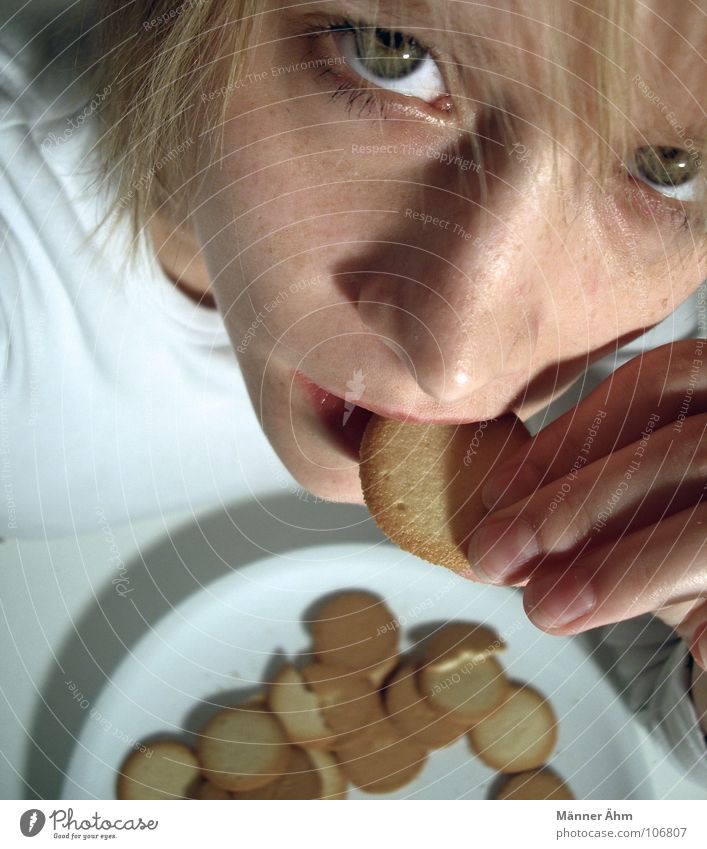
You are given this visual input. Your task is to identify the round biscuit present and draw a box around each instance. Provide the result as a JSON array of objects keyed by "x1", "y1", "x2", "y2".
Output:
[
  {"x1": 329, "y1": 689, "x2": 389, "y2": 755},
  {"x1": 337, "y1": 719, "x2": 427, "y2": 794},
  {"x1": 300, "y1": 663, "x2": 380, "y2": 749},
  {"x1": 419, "y1": 653, "x2": 509, "y2": 725},
  {"x1": 195, "y1": 781, "x2": 232, "y2": 800},
  {"x1": 312, "y1": 591, "x2": 399, "y2": 674},
  {"x1": 359, "y1": 414, "x2": 529, "y2": 572},
  {"x1": 385, "y1": 665, "x2": 465, "y2": 749},
  {"x1": 494, "y1": 768, "x2": 574, "y2": 800},
  {"x1": 232, "y1": 746, "x2": 322, "y2": 800},
  {"x1": 117, "y1": 740, "x2": 201, "y2": 800},
  {"x1": 197, "y1": 704, "x2": 291, "y2": 792},
  {"x1": 423, "y1": 622, "x2": 505, "y2": 666},
  {"x1": 468, "y1": 683, "x2": 558, "y2": 773}
]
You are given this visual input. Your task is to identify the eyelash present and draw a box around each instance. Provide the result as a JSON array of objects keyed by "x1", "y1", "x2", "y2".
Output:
[
  {"x1": 300, "y1": 16, "x2": 440, "y2": 119},
  {"x1": 320, "y1": 70, "x2": 396, "y2": 120}
]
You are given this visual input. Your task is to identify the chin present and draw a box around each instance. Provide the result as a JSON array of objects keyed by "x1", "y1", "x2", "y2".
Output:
[{"x1": 289, "y1": 462, "x2": 366, "y2": 506}]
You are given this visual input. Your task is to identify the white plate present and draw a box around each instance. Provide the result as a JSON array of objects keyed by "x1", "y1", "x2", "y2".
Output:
[{"x1": 62, "y1": 534, "x2": 650, "y2": 800}]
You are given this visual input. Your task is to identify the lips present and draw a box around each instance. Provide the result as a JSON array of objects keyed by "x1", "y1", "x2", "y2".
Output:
[
  {"x1": 294, "y1": 371, "x2": 374, "y2": 460},
  {"x1": 293, "y1": 369, "x2": 497, "y2": 426}
]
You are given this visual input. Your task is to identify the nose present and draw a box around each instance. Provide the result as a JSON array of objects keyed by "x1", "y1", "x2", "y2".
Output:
[
  {"x1": 357, "y1": 159, "x2": 548, "y2": 404},
  {"x1": 359, "y1": 274, "x2": 491, "y2": 404}
]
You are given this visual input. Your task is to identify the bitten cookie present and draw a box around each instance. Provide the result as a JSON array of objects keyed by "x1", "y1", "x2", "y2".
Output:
[
  {"x1": 269, "y1": 663, "x2": 379, "y2": 750},
  {"x1": 422, "y1": 622, "x2": 506, "y2": 665},
  {"x1": 359, "y1": 414, "x2": 529, "y2": 572},
  {"x1": 418, "y1": 653, "x2": 509, "y2": 726}
]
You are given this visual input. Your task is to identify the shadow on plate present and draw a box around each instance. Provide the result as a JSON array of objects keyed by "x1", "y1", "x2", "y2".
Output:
[{"x1": 25, "y1": 492, "x2": 382, "y2": 799}]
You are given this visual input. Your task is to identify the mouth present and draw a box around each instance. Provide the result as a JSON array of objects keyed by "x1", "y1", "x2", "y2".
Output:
[
  {"x1": 293, "y1": 370, "x2": 498, "y2": 427},
  {"x1": 293, "y1": 369, "x2": 502, "y2": 462},
  {"x1": 293, "y1": 371, "x2": 375, "y2": 461}
]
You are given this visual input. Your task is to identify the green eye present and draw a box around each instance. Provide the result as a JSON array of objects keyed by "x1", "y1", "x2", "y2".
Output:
[
  {"x1": 335, "y1": 23, "x2": 446, "y2": 103},
  {"x1": 634, "y1": 146, "x2": 696, "y2": 186},
  {"x1": 630, "y1": 146, "x2": 703, "y2": 202},
  {"x1": 352, "y1": 27, "x2": 427, "y2": 80}
]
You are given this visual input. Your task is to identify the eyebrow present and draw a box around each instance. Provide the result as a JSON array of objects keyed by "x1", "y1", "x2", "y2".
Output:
[{"x1": 338, "y1": 0, "x2": 438, "y2": 29}]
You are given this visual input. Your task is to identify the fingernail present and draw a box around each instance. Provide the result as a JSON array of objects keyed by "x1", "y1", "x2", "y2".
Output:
[
  {"x1": 524, "y1": 570, "x2": 596, "y2": 629},
  {"x1": 691, "y1": 623, "x2": 707, "y2": 671},
  {"x1": 482, "y1": 460, "x2": 541, "y2": 510},
  {"x1": 467, "y1": 516, "x2": 539, "y2": 584}
]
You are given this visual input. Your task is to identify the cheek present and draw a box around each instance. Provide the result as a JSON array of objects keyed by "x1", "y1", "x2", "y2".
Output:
[{"x1": 199, "y1": 114, "x2": 437, "y2": 361}]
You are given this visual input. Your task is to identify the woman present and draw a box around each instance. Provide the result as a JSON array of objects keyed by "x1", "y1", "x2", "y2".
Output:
[{"x1": 2, "y1": 0, "x2": 705, "y2": 782}]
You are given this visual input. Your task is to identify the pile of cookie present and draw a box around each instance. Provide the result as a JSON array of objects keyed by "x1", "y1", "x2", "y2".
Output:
[{"x1": 117, "y1": 591, "x2": 573, "y2": 800}]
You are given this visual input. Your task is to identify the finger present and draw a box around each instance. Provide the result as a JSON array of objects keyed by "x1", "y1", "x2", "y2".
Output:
[
  {"x1": 689, "y1": 611, "x2": 707, "y2": 673},
  {"x1": 520, "y1": 503, "x2": 707, "y2": 637},
  {"x1": 656, "y1": 598, "x2": 707, "y2": 673},
  {"x1": 483, "y1": 339, "x2": 707, "y2": 510},
  {"x1": 467, "y1": 412, "x2": 707, "y2": 585}
]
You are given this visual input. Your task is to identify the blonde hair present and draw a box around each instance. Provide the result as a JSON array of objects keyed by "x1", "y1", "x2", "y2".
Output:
[{"x1": 86, "y1": 1, "x2": 704, "y2": 241}]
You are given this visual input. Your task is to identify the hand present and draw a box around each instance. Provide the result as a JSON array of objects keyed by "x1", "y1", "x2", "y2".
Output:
[{"x1": 466, "y1": 339, "x2": 707, "y2": 669}]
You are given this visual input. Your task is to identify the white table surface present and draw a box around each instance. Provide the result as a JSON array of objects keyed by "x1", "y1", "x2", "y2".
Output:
[{"x1": 0, "y1": 499, "x2": 705, "y2": 801}]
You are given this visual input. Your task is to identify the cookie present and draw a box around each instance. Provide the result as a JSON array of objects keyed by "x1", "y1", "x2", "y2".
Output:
[
  {"x1": 337, "y1": 718, "x2": 427, "y2": 794},
  {"x1": 232, "y1": 746, "x2": 322, "y2": 800},
  {"x1": 117, "y1": 740, "x2": 201, "y2": 800},
  {"x1": 494, "y1": 768, "x2": 574, "y2": 800},
  {"x1": 385, "y1": 665, "x2": 465, "y2": 749},
  {"x1": 301, "y1": 663, "x2": 380, "y2": 749},
  {"x1": 329, "y1": 689, "x2": 389, "y2": 755},
  {"x1": 306, "y1": 748, "x2": 348, "y2": 799},
  {"x1": 311, "y1": 591, "x2": 399, "y2": 675},
  {"x1": 197, "y1": 704, "x2": 291, "y2": 791},
  {"x1": 422, "y1": 623, "x2": 505, "y2": 667},
  {"x1": 269, "y1": 665, "x2": 333, "y2": 748},
  {"x1": 195, "y1": 781, "x2": 231, "y2": 800},
  {"x1": 418, "y1": 653, "x2": 509, "y2": 726},
  {"x1": 367, "y1": 655, "x2": 399, "y2": 688},
  {"x1": 269, "y1": 663, "x2": 378, "y2": 750},
  {"x1": 359, "y1": 414, "x2": 529, "y2": 572},
  {"x1": 468, "y1": 683, "x2": 558, "y2": 773}
]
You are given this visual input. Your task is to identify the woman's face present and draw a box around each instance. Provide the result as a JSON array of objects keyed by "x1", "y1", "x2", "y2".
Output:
[{"x1": 192, "y1": 0, "x2": 705, "y2": 504}]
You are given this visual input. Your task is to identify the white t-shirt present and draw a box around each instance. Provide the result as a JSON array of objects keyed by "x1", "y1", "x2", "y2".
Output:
[
  {"x1": 1, "y1": 29, "x2": 705, "y2": 784},
  {"x1": 0, "y1": 30, "x2": 295, "y2": 540}
]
